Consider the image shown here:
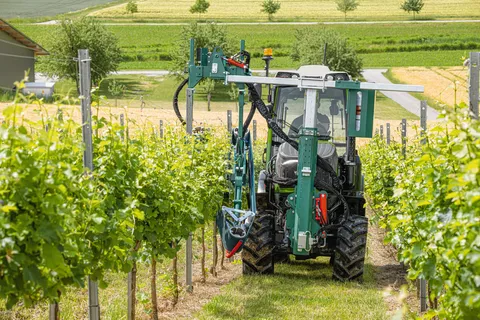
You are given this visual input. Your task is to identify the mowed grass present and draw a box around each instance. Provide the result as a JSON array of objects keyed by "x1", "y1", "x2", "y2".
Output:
[
  {"x1": 90, "y1": 0, "x2": 480, "y2": 22},
  {"x1": 18, "y1": 22, "x2": 480, "y2": 70},
  {"x1": 196, "y1": 258, "x2": 387, "y2": 320}
]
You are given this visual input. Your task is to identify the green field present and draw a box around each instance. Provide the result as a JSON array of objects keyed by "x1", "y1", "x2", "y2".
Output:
[
  {"x1": 18, "y1": 22, "x2": 480, "y2": 70},
  {"x1": 91, "y1": 0, "x2": 480, "y2": 22}
]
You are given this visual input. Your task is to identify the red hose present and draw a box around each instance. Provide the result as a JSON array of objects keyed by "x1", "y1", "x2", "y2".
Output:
[{"x1": 225, "y1": 241, "x2": 243, "y2": 258}]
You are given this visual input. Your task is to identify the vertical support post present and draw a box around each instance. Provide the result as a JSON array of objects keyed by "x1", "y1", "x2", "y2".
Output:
[
  {"x1": 227, "y1": 110, "x2": 232, "y2": 132},
  {"x1": 420, "y1": 278, "x2": 427, "y2": 312},
  {"x1": 78, "y1": 49, "x2": 100, "y2": 320},
  {"x1": 253, "y1": 120, "x2": 257, "y2": 141},
  {"x1": 401, "y1": 119, "x2": 407, "y2": 158},
  {"x1": 379, "y1": 125, "x2": 384, "y2": 140},
  {"x1": 469, "y1": 52, "x2": 479, "y2": 119},
  {"x1": 375, "y1": 128, "x2": 379, "y2": 136},
  {"x1": 159, "y1": 120, "x2": 164, "y2": 138},
  {"x1": 185, "y1": 87, "x2": 194, "y2": 293},
  {"x1": 386, "y1": 123, "x2": 391, "y2": 145},
  {"x1": 420, "y1": 101, "x2": 427, "y2": 145}
]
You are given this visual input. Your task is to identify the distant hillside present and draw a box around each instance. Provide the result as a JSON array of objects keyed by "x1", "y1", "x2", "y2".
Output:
[{"x1": 0, "y1": 0, "x2": 117, "y2": 19}]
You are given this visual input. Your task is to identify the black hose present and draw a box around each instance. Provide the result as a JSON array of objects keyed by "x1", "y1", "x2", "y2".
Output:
[
  {"x1": 242, "y1": 102, "x2": 256, "y2": 135},
  {"x1": 173, "y1": 78, "x2": 188, "y2": 125}
]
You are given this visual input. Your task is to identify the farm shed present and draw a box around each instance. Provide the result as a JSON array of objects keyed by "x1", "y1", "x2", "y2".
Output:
[{"x1": 0, "y1": 19, "x2": 49, "y2": 90}]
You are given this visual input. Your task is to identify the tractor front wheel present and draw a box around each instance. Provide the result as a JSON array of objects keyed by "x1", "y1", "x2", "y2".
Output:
[
  {"x1": 242, "y1": 209, "x2": 275, "y2": 275},
  {"x1": 332, "y1": 215, "x2": 368, "y2": 281}
]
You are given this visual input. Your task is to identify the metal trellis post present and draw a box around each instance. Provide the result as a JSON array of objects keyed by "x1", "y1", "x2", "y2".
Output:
[
  {"x1": 227, "y1": 110, "x2": 232, "y2": 132},
  {"x1": 421, "y1": 101, "x2": 427, "y2": 145},
  {"x1": 379, "y1": 125, "x2": 384, "y2": 140},
  {"x1": 386, "y1": 123, "x2": 391, "y2": 145},
  {"x1": 253, "y1": 120, "x2": 257, "y2": 141},
  {"x1": 78, "y1": 49, "x2": 100, "y2": 320},
  {"x1": 469, "y1": 52, "x2": 479, "y2": 119},
  {"x1": 159, "y1": 120, "x2": 164, "y2": 138},
  {"x1": 186, "y1": 88, "x2": 194, "y2": 293}
]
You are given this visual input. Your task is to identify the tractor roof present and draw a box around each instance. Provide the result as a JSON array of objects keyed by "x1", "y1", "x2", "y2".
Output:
[{"x1": 296, "y1": 65, "x2": 331, "y2": 78}]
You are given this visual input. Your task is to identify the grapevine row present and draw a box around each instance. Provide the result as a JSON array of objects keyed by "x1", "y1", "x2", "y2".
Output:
[
  {"x1": 361, "y1": 104, "x2": 480, "y2": 319},
  {"x1": 0, "y1": 93, "x2": 229, "y2": 310}
]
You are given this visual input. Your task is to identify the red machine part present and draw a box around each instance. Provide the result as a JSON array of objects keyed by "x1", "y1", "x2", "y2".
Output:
[
  {"x1": 315, "y1": 193, "x2": 328, "y2": 225},
  {"x1": 225, "y1": 58, "x2": 247, "y2": 69},
  {"x1": 225, "y1": 240, "x2": 243, "y2": 258}
]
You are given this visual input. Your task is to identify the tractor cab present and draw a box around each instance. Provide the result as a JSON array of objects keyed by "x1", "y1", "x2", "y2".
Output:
[{"x1": 271, "y1": 66, "x2": 350, "y2": 182}]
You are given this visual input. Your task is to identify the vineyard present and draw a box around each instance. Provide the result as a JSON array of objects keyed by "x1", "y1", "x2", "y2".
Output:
[
  {"x1": 361, "y1": 104, "x2": 480, "y2": 318},
  {"x1": 0, "y1": 85, "x2": 231, "y2": 318}
]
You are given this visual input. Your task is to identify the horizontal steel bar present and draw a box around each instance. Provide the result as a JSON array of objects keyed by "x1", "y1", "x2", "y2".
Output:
[{"x1": 226, "y1": 75, "x2": 424, "y2": 93}]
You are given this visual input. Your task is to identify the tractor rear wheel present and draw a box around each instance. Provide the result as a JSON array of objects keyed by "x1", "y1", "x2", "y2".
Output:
[
  {"x1": 242, "y1": 209, "x2": 275, "y2": 275},
  {"x1": 333, "y1": 215, "x2": 368, "y2": 282}
]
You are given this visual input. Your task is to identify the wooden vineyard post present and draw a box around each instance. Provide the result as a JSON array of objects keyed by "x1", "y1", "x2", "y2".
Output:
[
  {"x1": 159, "y1": 120, "x2": 164, "y2": 138},
  {"x1": 186, "y1": 87, "x2": 194, "y2": 293},
  {"x1": 401, "y1": 119, "x2": 407, "y2": 158},
  {"x1": 469, "y1": 52, "x2": 479, "y2": 119},
  {"x1": 379, "y1": 125, "x2": 384, "y2": 140},
  {"x1": 45, "y1": 123, "x2": 60, "y2": 320},
  {"x1": 210, "y1": 220, "x2": 218, "y2": 277},
  {"x1": 78, "y1": 49, "x2": 100, "y2": 320}
]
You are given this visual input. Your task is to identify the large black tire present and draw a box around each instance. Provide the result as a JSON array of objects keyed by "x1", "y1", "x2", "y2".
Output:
[
  {"x1": 333, "y1": 215, "x2": 368, "y2": 281},
  {"x1": 242, "y1": 210, "x2": 275, "y2": 274}
]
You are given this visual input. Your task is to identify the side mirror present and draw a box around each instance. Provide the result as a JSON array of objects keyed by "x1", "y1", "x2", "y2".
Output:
[{"x1": 329, "y1": 100, "x2": 340, "y2": 115}]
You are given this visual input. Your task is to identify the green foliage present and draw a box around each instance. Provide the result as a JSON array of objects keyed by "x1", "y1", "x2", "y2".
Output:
[
  {"x1": 126, "y1": 1, "x2": 138, "y2": 15},
  {"x1": 169, "y1": 22, "x2": 231, "y2": 75},
  {"x1": 190, "y1": 0, "x2": 210, "y2": 16},
  {"x1": 261, "y1": 0, "x2": 281, "y2": 21},
  {"x1": 335, "y1": 0, "x2": 359, "y2": 20},
  {"x1": 107, "y1": 79, "x2": 125, "y2": 98},
  {"x1": 291, "y1": 28, "x2": 363, "y2": 77},
  {"x1": 361, "y1": 104, "x2": 480, "y2": 318},
  {"x1": 400, "y1": 0, "x2": 424, "y2": 20},
  {"x1": 0, "y1": 86, "x2": 229, "y2": 308},
  {"x1": 37, "y1": 17, "x2": 121, "y2": 85}
]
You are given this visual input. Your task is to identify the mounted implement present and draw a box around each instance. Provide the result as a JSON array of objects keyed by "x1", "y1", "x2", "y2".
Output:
[{"x1": 173, "y1": 39, "x2": 423, "y2": 280}]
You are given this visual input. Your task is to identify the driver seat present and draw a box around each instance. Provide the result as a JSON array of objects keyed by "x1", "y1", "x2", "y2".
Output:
[{"x1": 275, "y1": 142, "x2": 338, "y2": 180}]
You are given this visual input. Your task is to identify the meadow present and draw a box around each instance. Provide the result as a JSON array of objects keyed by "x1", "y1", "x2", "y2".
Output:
[
  {"x1": 18, "y1": 22, "x2": 480, "y2": 70},
  {"x1": 90, "y1": 0, "x2": 480, "y2": 22}
]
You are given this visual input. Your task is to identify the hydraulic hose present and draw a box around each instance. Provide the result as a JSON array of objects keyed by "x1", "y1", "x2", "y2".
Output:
[
  {"x1": 172, "y1": 78, "x2": 188, "y2": 125},
  {"x1": 242, "y1": 102, "x2": 256, "y2": 135}
]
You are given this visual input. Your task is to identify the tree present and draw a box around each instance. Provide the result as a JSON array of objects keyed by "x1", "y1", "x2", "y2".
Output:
[
  {"x1": 170, "y1": 22, "x2": 231, "y2": 75},
  {"x1": 261, "y1": 0, "x2": 281, "y2": 21},
  {"x1": 107, "y1": 79, "x2": 126, "y2": 107},
  {"x1": 201, "y1": 79, "x2": 215, "y2": 111},
  {"x1": 190, "y1": 0, "x2": 210, "y2": 19},
  {"x1": 126, "y1": 1, "x2": 138, "y2": 15},
  {"x1": 400, "y1": 0, "x2": 424, "y2": 20},
  {"x1": 38, "y1": 17, "x2": 121, "y2": 87},
  {"x1": 291, "y1": 28, "x2": 363, "y2": 78},
  {"x1": 336, "y1": 0, "x2": 359, "y2": 21}
]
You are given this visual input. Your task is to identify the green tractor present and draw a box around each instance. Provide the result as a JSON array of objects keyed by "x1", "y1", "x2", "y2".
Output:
[{"x1": 173, "y1": 40, "x2": 423, "y2": 281}]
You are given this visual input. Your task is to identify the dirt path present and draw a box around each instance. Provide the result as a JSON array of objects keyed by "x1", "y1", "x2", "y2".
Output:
[
  {"x1": 367, "y1": 208, "x2": 419, "y2": 317},
  {"x1": 157, "y1": 262, "x2": 242, "y2": 320}
]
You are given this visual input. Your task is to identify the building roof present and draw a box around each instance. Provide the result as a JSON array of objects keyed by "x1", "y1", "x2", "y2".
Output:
[{"x1": 0, "y1": 19, "x2": 49, "y2": 56}]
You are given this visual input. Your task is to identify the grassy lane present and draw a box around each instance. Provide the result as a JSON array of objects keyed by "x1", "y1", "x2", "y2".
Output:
[{"x1": 196, "y1": 258, "x2": 387, "y2": 320}]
